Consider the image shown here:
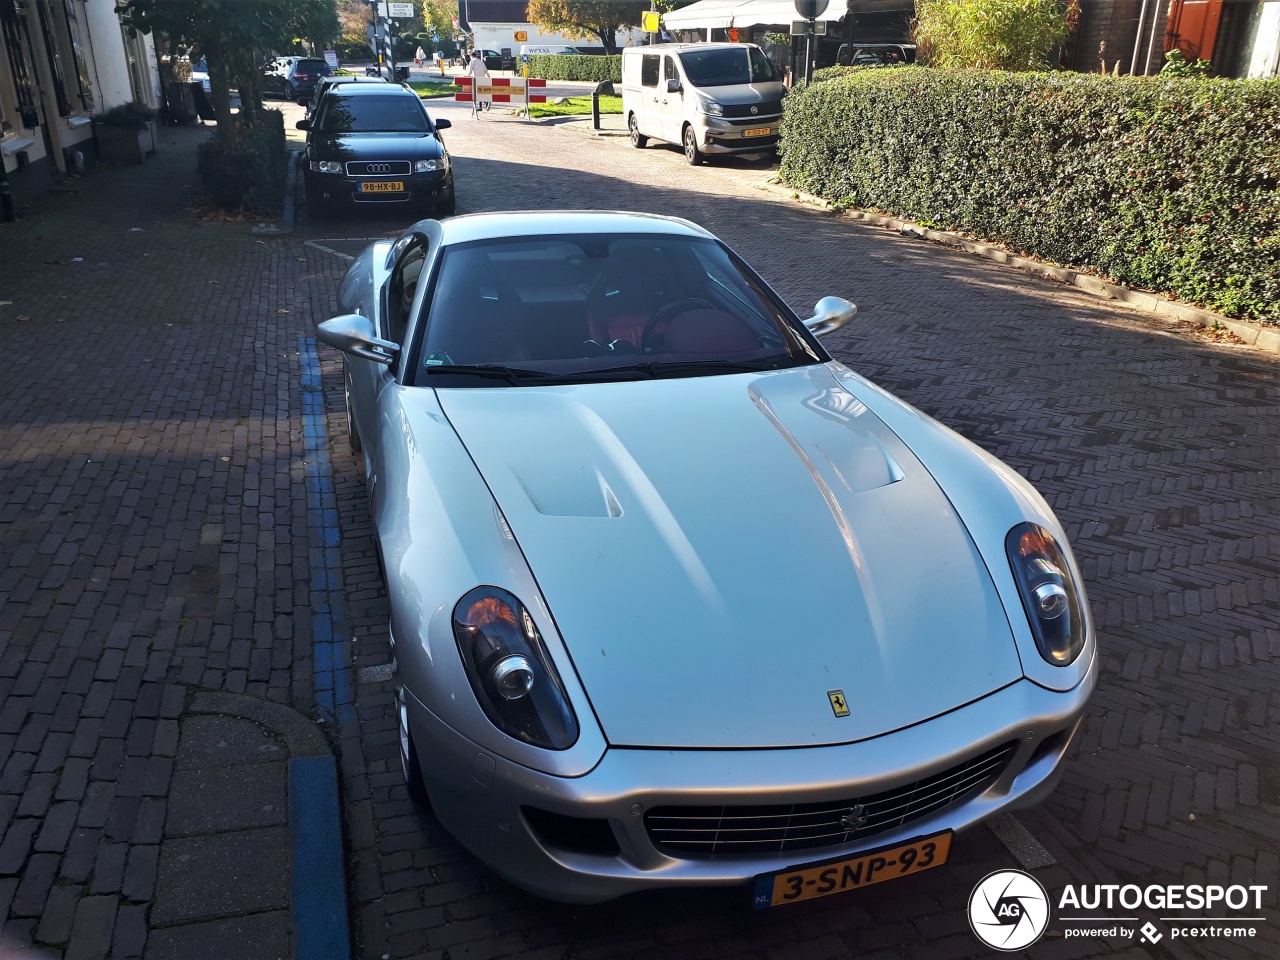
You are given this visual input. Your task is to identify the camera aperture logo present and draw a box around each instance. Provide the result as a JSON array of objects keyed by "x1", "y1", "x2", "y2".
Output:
[{"x1": 969, "y1": 870, "x2": 1051, "y2": 951}]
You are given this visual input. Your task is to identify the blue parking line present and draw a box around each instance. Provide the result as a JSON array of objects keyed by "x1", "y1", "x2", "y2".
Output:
[
  {"x1": 289, "y1": 756, "x2": 352, "y2": 960},
  {"x1": 299, "y1": 335, "x2": 356, "y2": 728}
]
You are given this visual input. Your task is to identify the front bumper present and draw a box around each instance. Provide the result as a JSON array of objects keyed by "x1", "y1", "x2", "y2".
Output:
[
  {"x1": 693, "y1": 114, "x2": 781, "y2": 154},
  {"x1": 408, "y1": 652, "x2": 1096, "y2": 904},
  {"x1": 305, "y1": 169, "x2": 453, "y2": 205}
]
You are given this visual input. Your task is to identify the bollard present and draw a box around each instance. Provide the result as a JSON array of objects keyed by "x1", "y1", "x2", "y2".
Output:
[{"x1": 592, "y1": 80, "x2": 615, "y2": 131}]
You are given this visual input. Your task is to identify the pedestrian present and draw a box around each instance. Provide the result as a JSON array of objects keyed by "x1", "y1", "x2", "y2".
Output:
[
  {"x1": 466, "y1": 52, "x2": 491, "y2": 115},
  {"x1": 415, "y1": 45, "x2": 425, "y2": 66}
]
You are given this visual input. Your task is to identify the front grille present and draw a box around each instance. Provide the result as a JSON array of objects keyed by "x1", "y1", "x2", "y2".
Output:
[
  {"x1": 723, "y1": 100, "x2": 783, "y2": 119},
  {"x1": 645, "y1": 741, "x2": 1016, "y2": 857},
  {"x1": 345, "y1": 160, "x2": 412, "y2": 176}
]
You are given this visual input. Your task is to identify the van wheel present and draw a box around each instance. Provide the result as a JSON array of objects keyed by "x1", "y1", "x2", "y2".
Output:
[
  {"x1": 682, "y1": 125, "x2": 703, "y2": 165},
  {"x1": 629, "y1": 113, "x2": 647, "y2": 148}
]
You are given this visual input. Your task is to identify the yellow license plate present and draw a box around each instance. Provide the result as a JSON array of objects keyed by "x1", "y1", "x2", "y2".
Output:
[
  {"x1": 358, "y1": 181, "x2": 404, "y2": 193},
  {"x1": 743, "y1": 127, "x2": 771, "y2": 138},
  {"x1": 752, "y1": 831, "x2": 952, "y2": 908}
]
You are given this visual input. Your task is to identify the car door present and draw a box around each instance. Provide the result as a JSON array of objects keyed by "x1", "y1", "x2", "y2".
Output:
[
  {"x1": 352, "y1": 235, "x2": 432, "y2": 504},
  {"x1": 637, "y1": 53, "x2": 661, "y2": 140},
  {"x1": 660, "y1": 54, "x2": 683, "y2": 145}
]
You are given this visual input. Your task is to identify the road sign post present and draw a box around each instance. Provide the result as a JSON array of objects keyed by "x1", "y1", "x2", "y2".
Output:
[{"x1": 792, "y1": 0, "x2": 829, "y2": 83}]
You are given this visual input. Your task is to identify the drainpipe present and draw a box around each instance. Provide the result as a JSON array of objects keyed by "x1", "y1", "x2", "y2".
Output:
[{"x1": 1130, "y1": 0, "x2": 1152, "y2": 73}]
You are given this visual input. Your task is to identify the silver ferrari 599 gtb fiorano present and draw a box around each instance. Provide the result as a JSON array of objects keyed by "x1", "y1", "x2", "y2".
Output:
[{"x1": 316, "y1": 211, "x2": 1097, "y2": 906}]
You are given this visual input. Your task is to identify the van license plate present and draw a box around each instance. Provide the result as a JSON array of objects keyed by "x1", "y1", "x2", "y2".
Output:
[
  {"x1": 743, "y1": 127, "x2": 770, "y2": 138},
  {"x1": 751, "y1": 831, "x2": 952, "y2": 908},
  {"x1": 358, "y1": 181, "x2": 404, "y2": 193}
]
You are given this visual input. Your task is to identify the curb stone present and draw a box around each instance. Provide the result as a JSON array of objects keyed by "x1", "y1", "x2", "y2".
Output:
[{"x1": 753, "y1": 176, "x2": 1280, "y2": 354}]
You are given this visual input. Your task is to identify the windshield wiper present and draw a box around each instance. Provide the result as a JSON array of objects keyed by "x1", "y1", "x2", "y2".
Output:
[
  {"x1": 602, "y1": 358, "x2": 789, "y2": 378},
  {"x1": 422, "y1": 364, "x2": 562, "y2": 384}
]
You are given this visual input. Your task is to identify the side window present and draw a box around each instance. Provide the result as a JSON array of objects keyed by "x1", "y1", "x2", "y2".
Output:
[
  {"x1": 663, "y1": 56, "x2": 678, "y2": 82},
  {"x1": 640, "y1": 54, "x2": 659, "y2": 87},
  {"x1": 386, "y1": 244, "x2": 428, "y2": 347}
]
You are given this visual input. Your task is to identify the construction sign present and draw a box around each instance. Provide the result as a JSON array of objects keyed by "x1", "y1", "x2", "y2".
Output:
[{"x1": 454, "y1": 76, "x2": 548, "y2": 104}]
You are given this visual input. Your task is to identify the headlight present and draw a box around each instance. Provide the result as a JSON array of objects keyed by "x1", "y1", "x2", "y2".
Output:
[
  {"x1": 309, "y1": 160, "x2": 342, "y2": 173},
  {"x1": 414, "y1": 158, "x2": 445, "y2": 172},
  {"x1": 1005, "y1": 523, "x2": 1087, "y2": 665},
  {"x1": 697, "y1": 97, "x2": 723, "y2": 116},
  {"x1": 452, "y1": 587, "x2": 579, "y2": 749}
]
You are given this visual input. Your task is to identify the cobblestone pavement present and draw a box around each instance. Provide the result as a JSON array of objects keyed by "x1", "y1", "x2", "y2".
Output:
[
  {"x1": 0, "y1": 97, "x2": 1275, "y2": 960},
  {"x1": 309, "y1": 101, "x2": 1279, "y2": 960}
]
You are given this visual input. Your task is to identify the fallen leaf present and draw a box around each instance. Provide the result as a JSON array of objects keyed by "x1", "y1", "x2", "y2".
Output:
[
  {"x1": 15, "y1": 315, "x2": 31, "y2": 321},
  {"x1": 0, "y1": 300, "x2": 11, "y2": 306},
  {"x1": 276, "y1": 308, "x2": 291, "y2": 315}
]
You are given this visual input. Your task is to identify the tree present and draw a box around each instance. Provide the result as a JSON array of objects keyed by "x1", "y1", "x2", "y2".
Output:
[
  {"x1": 525, "y1": 0, "x2": 648, "y2": 55},
  {"x1": 913, "y1": 0, "x2": 1075, "y2": 71}
]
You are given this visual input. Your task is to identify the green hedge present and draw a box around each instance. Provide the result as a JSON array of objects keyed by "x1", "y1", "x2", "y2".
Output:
[
  {"x1": 527, "y1": 54, "x2": 620, "y2": 82},
  {"x1": 780, "y1": 68, "x2": 1280, "y2": 324},
  {"x1": 197, "y1": 110, "x2": 287, "y2": 214}
]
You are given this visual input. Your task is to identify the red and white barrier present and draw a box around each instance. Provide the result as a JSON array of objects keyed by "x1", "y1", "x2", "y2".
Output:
[{"x1": 454, "y1": 76, "x2": 548, "y2": 104}]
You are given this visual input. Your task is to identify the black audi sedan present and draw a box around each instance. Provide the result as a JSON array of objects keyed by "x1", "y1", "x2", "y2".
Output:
[{"x1": 299, "y1": 83, "x2": 454, "y2": 216}]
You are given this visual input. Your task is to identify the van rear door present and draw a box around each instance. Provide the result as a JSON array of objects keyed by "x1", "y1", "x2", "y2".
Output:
[
  {"x1": 660, "y1": 54, "x2": 683, "y2": 144},
  {"x1": 637, "y1": 53, "x2": 662, "y2": 140}
]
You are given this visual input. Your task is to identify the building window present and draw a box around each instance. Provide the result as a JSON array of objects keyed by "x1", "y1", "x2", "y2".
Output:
[
  {"x1": 33, "y1": 0, "x2": 71, "y2": 115},
  {"x1": 0, "y1": 0, "x2": 39, "y2": 127}
]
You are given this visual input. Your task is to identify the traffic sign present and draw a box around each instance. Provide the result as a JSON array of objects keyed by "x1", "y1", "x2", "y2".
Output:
[
  {"x1": 791, "y1": 19, "x2": 827, "y2": 34},
  {"x1": 642, "y1": 11, "x2": 661, "y2": 32},
  {"x1": 388, "y1": 2, "x2": 415, "y2": 18},
  {"x1": 515, "y1": 30, "x2": 528, "y2": 41},
  {"x1": 793, "y1": 0, "x2": 829, "y2": 18}
]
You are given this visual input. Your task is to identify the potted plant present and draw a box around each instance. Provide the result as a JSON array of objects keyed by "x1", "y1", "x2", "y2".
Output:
[{"x1": 95, "y1": 101, "x2": 158, "y2": 164}]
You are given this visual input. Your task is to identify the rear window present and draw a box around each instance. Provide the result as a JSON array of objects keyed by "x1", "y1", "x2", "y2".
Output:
[
  {"x1": 679, "y1": 47, "x2": 777, "y2": 86},
  {"x1": 295, "y1": 59, "x2": 332, "y2": 75}
]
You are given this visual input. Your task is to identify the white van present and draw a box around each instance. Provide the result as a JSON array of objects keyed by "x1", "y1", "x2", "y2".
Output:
[{"x1": 621, "y1": 43, "x2": 785, "y2": 165}]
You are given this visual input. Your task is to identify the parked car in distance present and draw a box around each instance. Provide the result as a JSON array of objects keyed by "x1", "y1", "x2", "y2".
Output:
[
  {"x1": 473, "y1": 48, "x2": 505, "y2": 69},
  {"x1": 622, "y1": 43, "x2": 785, "y2": 165},
  {"x1": 314, "y1": 209, "x2": 1097, "y2": 905},
  {"x1": 262, "y1": 56, "x2": 334, "y2": 100},
  {"x1": 298, "y1": 82, "x2": 454, "y2": 215},
  {"x1": 835, "y1": 43, "x2": 916, "y2": 66},
  {"x1": 190, "y1": 58, "x2": 211, "y2": 93}
]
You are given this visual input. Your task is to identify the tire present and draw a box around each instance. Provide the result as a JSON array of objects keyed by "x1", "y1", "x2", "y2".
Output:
[
  {"x1": 435, "y1": 192, "x2": 456, "y2": 217},
  {"x1": 390, "y1": 629, "x2": 429, "y2": 804},
  {"x1": 343, "y1": 361, "x2": 361, "y2": 453},
  {"x1": 284, "y1": 81, "x2": 297, "y2": 101},
  {"x1": 682, "y1": 125, "x2": 703, "y2": 166},
  {"x1": 629, "y1": 113, "x2": 647, "y2": 148},
  {"x1": 305, "y1": 183, "x2": 329, "y2": 220}
]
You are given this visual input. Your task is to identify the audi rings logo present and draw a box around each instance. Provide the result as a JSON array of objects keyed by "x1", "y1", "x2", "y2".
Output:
[
  {"x1": 968, "y1": 870, "x2": 1050, "y2": 951},
  {"x1": 364, "y1": 162, "x2": 392, "y2": 173}
]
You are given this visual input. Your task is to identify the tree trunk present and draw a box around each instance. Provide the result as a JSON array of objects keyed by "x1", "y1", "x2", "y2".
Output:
[{"x1": 209, "y1": 55, "x2": 236, "y2": 142}]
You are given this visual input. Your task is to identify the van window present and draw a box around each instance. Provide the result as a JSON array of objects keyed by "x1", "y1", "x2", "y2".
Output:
[
  {"x1": 663, "y1": 56, "x2": 679, "y2": 82},
  {"x1": 679, "y1": 47, "x2": 778, "y2": 87},
  {"x1": 641, "y1": 54, "x2": 659, "y2": 87}
]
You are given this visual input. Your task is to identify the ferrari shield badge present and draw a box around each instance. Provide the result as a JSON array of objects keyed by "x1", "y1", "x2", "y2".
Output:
[{"x1": 827, "y1": 689, "x2": 851, "y2": 717}]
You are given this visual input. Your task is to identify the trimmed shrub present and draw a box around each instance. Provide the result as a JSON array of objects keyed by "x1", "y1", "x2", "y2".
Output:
[
  {"x1": 780, "y1": 68, "x2": 1280, "y2": 324},
  {"x1": 527, "y1": 54, "x2": 620, "y2": 82},
  {"x1": 197, "y1": 110, "x2": 288, "y2": 214}
]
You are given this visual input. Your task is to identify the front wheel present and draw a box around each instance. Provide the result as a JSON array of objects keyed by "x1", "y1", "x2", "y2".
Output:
[
  {"x1": 284, "y1": 81, "x2": 297, "y2": 101},
  {"x1": 435, "y1": 192, "x2": 456, "y2": 217},
  {"x1": 629, "y1": 113, "x2": 647, "y2": 148},
  {"x1": 682, "y1": 125, "x2": 704, "y2": 165}
]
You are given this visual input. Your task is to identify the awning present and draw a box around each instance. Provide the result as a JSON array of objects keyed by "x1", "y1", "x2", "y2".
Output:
[{"x1": 662, "y1": 0, "x2": 850, "y2": 30}]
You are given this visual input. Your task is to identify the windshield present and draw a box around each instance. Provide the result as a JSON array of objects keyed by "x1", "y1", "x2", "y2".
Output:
[
  {"x1": 679, "y1": 47, "x2": 777, "y2": 87},
  {"x1": 415, "y1": 234, "x2": 821, "y2": 387},
  {"x1": 316, "y1": 94, "x2": 430, "y2": 133}
]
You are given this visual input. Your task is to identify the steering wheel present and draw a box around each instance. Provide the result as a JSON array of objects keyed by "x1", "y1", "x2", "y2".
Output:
[{"x1": 641, "y1": 299, "x2": 714, "y2": 353}]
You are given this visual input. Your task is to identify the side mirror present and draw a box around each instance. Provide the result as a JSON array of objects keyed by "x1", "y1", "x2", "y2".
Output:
[
  {"x1": 434, "y1": 118, "x2": 451, "y2": 130},
  {"x1": 295, "y1": 96, "x2": 309, "y2": 106},
  {"x1": 803, "y1": 297, "x2": 858, "y2": 337},
  {"x1": 666, "y1": 78, "x2": 682, "y2": 94},
  {"x1": 295, "y1": 118, "x2": 311, "y2": 130},
  {"x1": 316, "y1": 314, "x2": 400, "y2": 365}
]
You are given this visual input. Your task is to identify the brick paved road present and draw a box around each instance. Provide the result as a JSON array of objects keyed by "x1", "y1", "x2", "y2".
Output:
[{"x1": 307, "y1": 102, "x2": 1280, "y2": 960}]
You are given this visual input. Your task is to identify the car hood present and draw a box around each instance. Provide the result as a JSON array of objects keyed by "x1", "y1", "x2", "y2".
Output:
[
  {"x1": 686, "y1": 81, "x2": 784, "y2": 108},
  {"x1": 436, "y1": 364, "x2": 1023, "y2": 748},
  {"x1": 310, "y1": 132, "x2": 444, "y2": 160}
]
